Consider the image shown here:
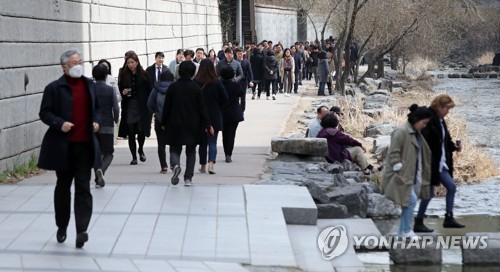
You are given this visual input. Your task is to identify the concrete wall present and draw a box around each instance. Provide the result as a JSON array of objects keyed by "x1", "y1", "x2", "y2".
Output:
[
  {"x1": 0, "y1": 0, "x2": 222, "y2": 173},
  {"x1": 254, "y1": 4, "x2": 297, "y2": 47}
]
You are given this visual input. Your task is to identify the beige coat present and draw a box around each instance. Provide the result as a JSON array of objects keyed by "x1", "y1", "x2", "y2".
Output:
[
  {"x1": 382, "y1": 122, "x2": 431, "y2": 206},
  {"x1": 279, "y1": 57, "x2": 295, "y2": 84}
]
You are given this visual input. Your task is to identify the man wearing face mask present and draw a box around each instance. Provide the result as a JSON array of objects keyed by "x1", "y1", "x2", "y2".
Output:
[{"x1": 38, "y1": 49, "x2": 101, "y2": 249}]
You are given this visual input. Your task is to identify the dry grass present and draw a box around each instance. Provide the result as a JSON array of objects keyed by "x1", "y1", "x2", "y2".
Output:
[
  {"x1": 405, "y1": 57, "x2": 439, "y2": 80},
  {"x1": 336, "y1": 90, "x2": 497, "y2": 192},
  {"x1": 476, "y1": 51, "x2": 495, "y2": 65}
]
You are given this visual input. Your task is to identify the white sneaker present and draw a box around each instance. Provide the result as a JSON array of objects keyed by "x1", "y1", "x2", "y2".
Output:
[
  {"x1": 400, "y1": 230, "x2": 421, "y2": 240},
  {"x1": 184, "y1": 179, "x2": 193, "y2": 187},
  {"x1": 284, "y1": 93, "x2": 290, "y2": 97}
]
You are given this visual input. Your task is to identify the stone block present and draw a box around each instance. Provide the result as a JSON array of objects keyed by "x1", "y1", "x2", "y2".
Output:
[
  {"x1": 367, "y1": 193, "x2": 399, "y2": 219},
  {"x1": 326, "y1": 163, "x2": 344, "y2": 174},
  {"x1": 364, "y1": 123, "x2": 396, "y2": 137},
  {"x1": 0, "y1": 16, "x2": 89, "y2": 43},
  {"x1": 372, "y1": 135, "x2": 391, "y2": 163},
  {"x1": 91, "y1": 5, "x2": 145, "y2": 24},
  {"x1": 378, "y1": 79, "x2": 392, "y2": 90},
  {"x1": 89, "y1": 41, "x2": 146, "y2": 63},
  {"x1": 147, "y1": 0, "x2": 181, "y2": 13},
  {"x1": 317, "y1": 203, "x2": 349, "y2": 218},
  {"x1": 0, "y1": 97, "x2": 27, "y2": 129},
  {"x1": 0, "y1": 0, "x2": 90, "y2": 22},
  {"x1": 343, "y1": 171, "x2": 364, "y2": 183},
  {"x1": 325, "y1": 184, "x2": 368, "y2": 218},
  {"x1": 362, "y1": 109, "x2": 384, "y2": 117},
  {"x1": 90, "y1": 23, "x2": 145, "y2": 42},
  {"x1": 271, "y1": 137, "x2": 328, "y2": 156},
  {"x1": 389, "y1": 235, "x2": 442, "y2": 264},
  {"x1": 304, "y1": 181, "x2": 329, "y2": 204},
  {"x1": 462, "y1": 232, "x2": 500, "y2": 265}
]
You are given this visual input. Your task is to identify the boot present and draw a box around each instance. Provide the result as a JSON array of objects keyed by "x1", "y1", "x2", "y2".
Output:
[
  {"x1": 443, "y1": 212, "x2": 465, "y2": 228},
  {"x1": 413, "y1": 217, "x2": 434, "y2": 233}
]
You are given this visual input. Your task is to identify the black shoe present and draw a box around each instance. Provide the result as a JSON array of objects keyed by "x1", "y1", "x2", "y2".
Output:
[
  {"x1": 139, "y1": 152, "x2": 146, "y2": 162},
  {"x1": 130, "y1": 159, "x2": 138, "y2": 165},
  {"x1": 75, "y1": 232, "x2": 88, "y2": 248},
  {"x1": 413, "y1": 217, "x2": 434, "y2": 233},
  {"x1": 443, "y1": 212, "x2": 465, "y2": 228},
  {"x1": 225, "y1": 155, "x2": 232, "y2": 163},
  {"x1": 171, "y1": 165, "x2": 181, "y2": 185},
  {"x1": 95, "y1": 169, "x2": 105, "y2": 188},
  {"x1": 56, "y1": 228, "x2": 67, "y2": 243}
]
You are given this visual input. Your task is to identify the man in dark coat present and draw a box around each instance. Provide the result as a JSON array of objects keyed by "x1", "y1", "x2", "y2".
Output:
[
  {"x1": 145, "y1": 52, "x2": 169, "y2": 89},
  {"x1": 291, "y1": 45, "x2": 302, "y2": 94},
  {"x1": 415, "y1": 94, "x2": 465, "y2": 232},
  {"x1": 250, "y1": 44, "x2": 265, "y2": 99},
  {"x1": 235, "y1": 47, "x2": 254, "y2": 95},
  {"x1": 38, "y1": 49, "x2": 101, "y2": 249},
  {"x1": 162, "y1": 61, "x2": 213, "y2": 187}
]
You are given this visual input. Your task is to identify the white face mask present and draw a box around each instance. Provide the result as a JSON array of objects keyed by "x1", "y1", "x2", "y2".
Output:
[{"x1": 68, "y1": 64, "x2": 84, "y2": 78}]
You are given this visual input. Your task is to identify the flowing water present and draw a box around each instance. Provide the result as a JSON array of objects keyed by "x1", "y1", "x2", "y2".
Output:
[{"x1": 358, "y1": 69, "x2": 500, "y2": 271}]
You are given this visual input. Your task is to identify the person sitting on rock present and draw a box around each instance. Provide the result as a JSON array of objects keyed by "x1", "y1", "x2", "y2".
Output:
[
  {"x1": 317, "y1": 113, "x2": 375, "y2": 175},
  {"x1": 306, "y1": 105, "x2": 329, "y2": 138}
]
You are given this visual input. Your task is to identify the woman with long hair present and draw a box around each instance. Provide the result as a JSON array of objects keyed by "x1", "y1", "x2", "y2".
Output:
[
  {"x1": 279, "y1": 48, "x2": 295, "y2": 96},
  {"x1": 208, "y1": 49, "x2": 219, "y2": 67},
  {"x1": 118, "y1": 52, "x2": 152, "y2": 165},
  {"x1": 194, "y1": 59, "x2": 228, "y2": 174}
]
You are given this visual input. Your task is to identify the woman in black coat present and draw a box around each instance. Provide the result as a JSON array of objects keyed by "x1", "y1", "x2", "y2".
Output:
[
  {"x1": 415, "y1": 94, "x2": 465, "y2": 232},
  {"x1": 220, "y1": 66, "x2": 246, "y2": 163},
  {"x1": 262, "y1": 50, "x2": 279, "y2": 100},
  {"x1": 194, "y1": 59, "x2": 228, "y2": 174},
  {"x1": 118, "y1": 52, "x2": 152, "y2": 165}
]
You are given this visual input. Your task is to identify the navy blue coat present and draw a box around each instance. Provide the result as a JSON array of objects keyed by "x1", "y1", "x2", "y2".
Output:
[
  {"x1": 38, "y1": 75, "x2": 101, "y2": 171},
  {"x1": 196, "y1": 79, "x2": 228, "y2": 132},
  {"x1": 222, "y1": 79, "x2": 245, "y2": 124}
]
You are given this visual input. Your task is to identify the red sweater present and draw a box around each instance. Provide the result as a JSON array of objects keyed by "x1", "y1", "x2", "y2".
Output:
[{"x1": 66, "y1": 75, "x2": 91, "y2": 142}]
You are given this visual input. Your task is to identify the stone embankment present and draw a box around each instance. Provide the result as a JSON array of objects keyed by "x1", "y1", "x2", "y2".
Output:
[
  {"x1": 444, "y1": 65, "x2": 500, "y2": 79},
  {"x1": 258, "y1": 76, "x2": 416, "y2": 220}
]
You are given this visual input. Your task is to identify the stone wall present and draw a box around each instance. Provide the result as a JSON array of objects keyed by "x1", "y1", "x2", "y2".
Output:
[
  {"x1": 254, "y1": 4, "x2": 297, "y2": 47},
  {"x1": 0, "y1": 0, "x2": 222, "y2": 173}
]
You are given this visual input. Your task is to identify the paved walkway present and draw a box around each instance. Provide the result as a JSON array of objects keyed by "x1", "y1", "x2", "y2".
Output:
[{"x1": 0, "y1": 82, "x2": 376, "y2": 271}]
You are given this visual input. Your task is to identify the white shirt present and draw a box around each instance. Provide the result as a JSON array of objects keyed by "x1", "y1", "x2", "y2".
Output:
[{"x1": 438, "y1": 118, "x2": 449, "y2": 172}]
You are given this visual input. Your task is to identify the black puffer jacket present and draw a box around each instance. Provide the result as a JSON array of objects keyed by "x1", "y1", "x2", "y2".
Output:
[
  {"x1": 263, "y1": 53, "x2": 278, "y2": 80},
  {"x1": 250, "y1": 48, "x2": 265, "y2": 81}
]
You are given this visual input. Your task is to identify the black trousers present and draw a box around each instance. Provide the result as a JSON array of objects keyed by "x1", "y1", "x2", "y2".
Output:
[
  {"x1": 223, "y1": 122, "x2": 239, "y2": 156},
  {"x1": 154, "y1": 121, "x2": 168, "y2": 169},
  {"x1": 54, "y1": 142, "x2": 93, "y2": 233},
  {"x1": 97, "y1": 133, "x2": 114, "y2": 174}
]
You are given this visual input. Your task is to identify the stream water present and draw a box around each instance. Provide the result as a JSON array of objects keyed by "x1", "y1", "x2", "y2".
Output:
[{"x1": 360, "y1": 69, "x2": 500, "y2": 271}]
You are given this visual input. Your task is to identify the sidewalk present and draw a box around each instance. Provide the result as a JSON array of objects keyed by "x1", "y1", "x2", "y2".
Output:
[{"x1": 0, "y1": 82, "x2": 377, "y2": 271}]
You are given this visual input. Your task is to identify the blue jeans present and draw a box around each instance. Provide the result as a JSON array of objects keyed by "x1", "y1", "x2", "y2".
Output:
[
  {"x1": 417, "y1": 169, "x2": 456, "y2": 217},
  {"x1": 399, "y1": 189, "x2": 417, "y2": 235},
  {"x1": 198, "y1": 131, "x2": 219, "y2": 164},
  {"x1": 318, "y1": 82, "x2": 326, "y2": 95}
]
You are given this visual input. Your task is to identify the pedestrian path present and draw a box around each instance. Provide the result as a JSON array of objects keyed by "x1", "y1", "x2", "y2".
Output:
[{"x1": 0, "y1": 84, "x2": 377, "y2": 271}]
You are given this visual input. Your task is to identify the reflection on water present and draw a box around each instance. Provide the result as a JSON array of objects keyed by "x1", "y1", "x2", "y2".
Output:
[{"x1": 357, "y1": 216, "x2": 500, "y2": 271}]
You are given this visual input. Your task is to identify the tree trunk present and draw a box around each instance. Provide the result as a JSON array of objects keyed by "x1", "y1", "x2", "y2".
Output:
[
  {"x1": 390, "y1": 54, "x2": 398, "y2": 70},
  {"x1": 376, "y1": 58, "x2": 384, "y2": 79}
]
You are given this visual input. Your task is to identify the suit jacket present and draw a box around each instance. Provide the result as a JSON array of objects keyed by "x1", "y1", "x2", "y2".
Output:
[
  {"x1": 38, "y1": 75, "x2": 101, "y2": 171},
  {"x1": 146, "y1": 64, "x2": 168, "y2": 88},
  {"x1": 161, "y1": 77, "x2": 211, "y2": 146}
]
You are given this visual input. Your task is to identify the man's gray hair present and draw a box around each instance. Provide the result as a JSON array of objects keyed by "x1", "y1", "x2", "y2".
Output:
[{"x1": 60, "y1": 49, "x2": 82, "y2": 65}]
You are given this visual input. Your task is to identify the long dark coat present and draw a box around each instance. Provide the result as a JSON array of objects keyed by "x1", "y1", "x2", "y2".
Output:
[
  {"x1": 38, "y1": 75, "x2": 101, "y2": 171},
  {"x1": 421, "y1": 108, "x2": 457, "y2": 185},
  {"x1": 250, "y1": 49, "x2": 264, "y2": 81},
  {"x1": 118, "y1": 73, "x2": 152, "y2": 138},
  {"x1": 161, "y1": 78, "x2": 211, "y2": 146},
  {"x1": 196, "y1": 80, "x2": 228, "y2": 132},
  {"x1": 222, "y1": 79, "x2": 245, "y2": 124}
]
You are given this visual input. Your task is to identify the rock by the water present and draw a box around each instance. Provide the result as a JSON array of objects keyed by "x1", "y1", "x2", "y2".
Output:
[
  {"x1": 325, "y1": 183, "x2": 368, "y2": 218},
  {"x1": 317, "y1": 203, "x2": 350, "y2": 218},
  {"x1": 367, "y1": 193, "x2": 399, "y2": 219}
]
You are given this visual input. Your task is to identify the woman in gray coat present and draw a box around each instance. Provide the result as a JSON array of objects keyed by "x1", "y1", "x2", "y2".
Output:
[
  {"x1": 317, "y1": 51, "x2": 329, "y2": 96},
  {"x1": 382, "y1": 104, "x2": 432, "y2": 239}
]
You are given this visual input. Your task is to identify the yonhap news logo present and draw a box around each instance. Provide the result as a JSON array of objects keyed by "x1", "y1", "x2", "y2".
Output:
[{"x1": 317, "y1": 225, "x2": 489, "y2": 260}]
